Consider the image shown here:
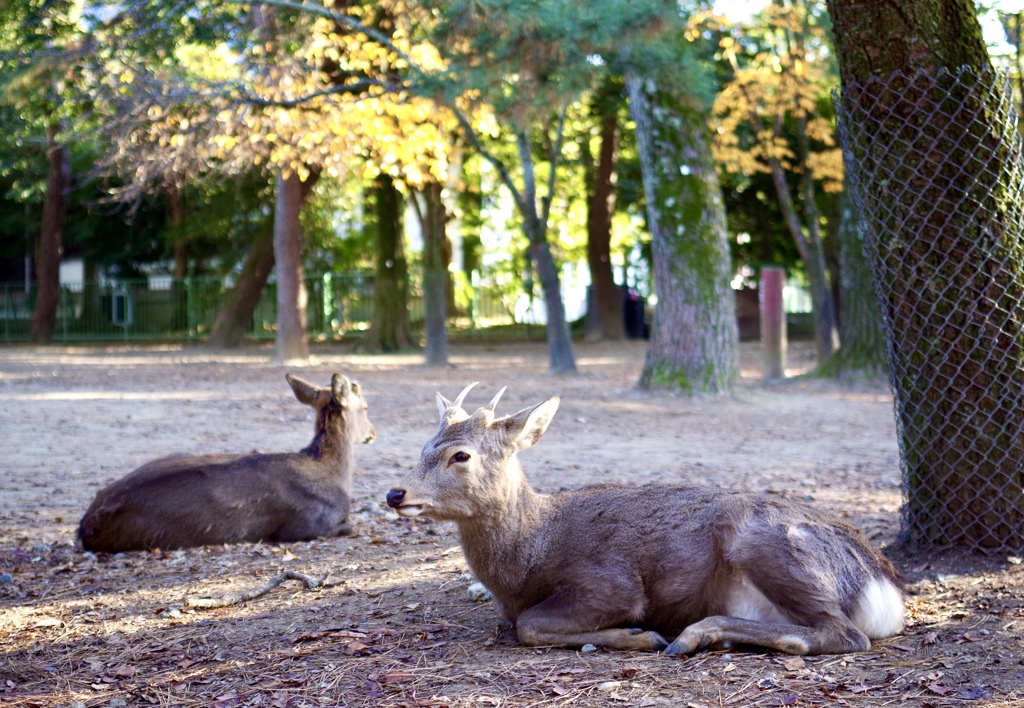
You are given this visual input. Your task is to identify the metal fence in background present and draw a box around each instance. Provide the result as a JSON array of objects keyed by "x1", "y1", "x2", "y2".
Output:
[
  {"x1": 837, "y1": 67, "x2": 1024, "y2": 555},
  {"x1": 0, "y1": 272, "x2": 520, "y2": 344}
]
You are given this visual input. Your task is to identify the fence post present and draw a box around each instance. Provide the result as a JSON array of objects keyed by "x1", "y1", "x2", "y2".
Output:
[
  {"x1": 185, "y1": 277, "x2": 195, "y2": 339},
  {"x1": 322, "y1": 273, "x2": 333, "y2": 338},
  {"x1": 470, "y1": 269, "x2": 479, "y2": 331},
  {"x1": 760, "y1": 266, "x2": 787, "y2": 380},
  {"x1": 61, "y1": 285, "x2": 68, "y2": 342}
]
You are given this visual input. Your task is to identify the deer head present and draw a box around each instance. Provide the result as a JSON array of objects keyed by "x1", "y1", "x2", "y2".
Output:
[
  {"x1": 386, "y1": 383, "x2": 559, "y2": 521},
  {"x1": 287, "y1": 372, "x2": 376, "y2": 447}
]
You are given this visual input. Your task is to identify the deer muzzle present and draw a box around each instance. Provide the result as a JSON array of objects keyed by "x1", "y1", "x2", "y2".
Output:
[{"x1": 386, "y1": 488, "x2": 424, "y2": 517}]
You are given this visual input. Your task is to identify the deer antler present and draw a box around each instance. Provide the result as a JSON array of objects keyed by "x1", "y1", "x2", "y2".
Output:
[
  {"x1": 453, "y1": 382, "x2": 478, "y2": 410},
  {"x1": 436, "y1": 382, "x2": 479, "y2": 424},
  {"x1": 486, "y1": 386, "x2": 507, "y2": 411}
]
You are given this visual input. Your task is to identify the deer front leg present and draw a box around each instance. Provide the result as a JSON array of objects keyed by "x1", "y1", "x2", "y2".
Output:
[
  {"x1": 515, "y1": 593, "x2": 669, "y2": 652},
  {"x1": 664, "y1": 616, "x2": 871, "y2": 656}
]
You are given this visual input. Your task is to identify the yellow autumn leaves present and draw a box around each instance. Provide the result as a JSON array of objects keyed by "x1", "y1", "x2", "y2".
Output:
[{"x1": 699, "y1": 3, "x2": 844, "y2": 194}]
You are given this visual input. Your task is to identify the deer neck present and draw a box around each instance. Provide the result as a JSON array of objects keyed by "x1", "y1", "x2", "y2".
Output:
[
  {"x1": 455, "y1": 460, "x2": 550, "y2": 603},
  {"x1": 301, "y1": 419, "x2": 353, "y2": 483}
]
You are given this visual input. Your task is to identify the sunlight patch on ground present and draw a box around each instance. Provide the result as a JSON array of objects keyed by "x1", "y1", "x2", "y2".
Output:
[{"x1": 0, "y1": 390, "x2": 262, "y2": 402}]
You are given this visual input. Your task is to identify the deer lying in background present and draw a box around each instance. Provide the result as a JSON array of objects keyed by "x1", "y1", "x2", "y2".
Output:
[
  {"x1": 386, "y1": 384, "x2": 905, "y2": 656},
  {"x1": 78, "y1": 373, "x2": 375, "y2": 553}
]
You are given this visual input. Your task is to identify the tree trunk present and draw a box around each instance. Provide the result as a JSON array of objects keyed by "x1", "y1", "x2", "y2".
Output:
[
  {"x1": 30, "y1": 122, "x2": 69, "y2": 344},
  {"x1": 167, "y1": 182, "x2": 189, "y2": 332},
  {"x1": 816, "y1": 188, "x2": 887, "y2": 382},
  {"x1": 768, "y1": 152, "x2": 837, "y2": 364},
  {"x1": 585, "y1": 95, "x2": 625, "y2": 341},
  {"x1": 366, "y1": 174, "x2": 412, "y2": 352},
  {"x1": 273, "y1": 169, "x2": 310, "y2": 361},
  {"x1": 829, "y1": 0, "x2": 1024, "y2": 552},
  {"x1": 515, "y1": 131, "x2": 577, "y2": 374},
  {"x1": 416, "y1": 181, "x2": 449, "y2": 366},
  {"x1": 205, "y1": 217, "x2": 275, "y2": 348},
  {"x1": 627, "y1": 75, "x2": 739, "y2": 394}
]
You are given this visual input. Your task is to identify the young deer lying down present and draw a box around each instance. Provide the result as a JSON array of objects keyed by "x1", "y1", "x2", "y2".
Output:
[
  {"x1": 386, "y1": 384, "x2": 905, "y2": 656},
  {"x1": 78, "y1": 373, "x2": 375, "y2": 553}
]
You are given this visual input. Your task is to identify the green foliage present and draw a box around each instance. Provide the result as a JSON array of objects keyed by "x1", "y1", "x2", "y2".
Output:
[
  {"x1": 426, "y1": 0, "x2": 703, "y2": 122},
  {"x1": 300, "y1": 176, "x2": 375, "y2": 274},
  {"x1": 719, "y1": 170, "x2": 801, "y2": 277}
]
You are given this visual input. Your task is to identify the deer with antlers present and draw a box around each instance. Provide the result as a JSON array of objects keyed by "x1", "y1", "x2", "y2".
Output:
[{"x1": 385, "y1": 384, "x2": 905, "y2": 655}]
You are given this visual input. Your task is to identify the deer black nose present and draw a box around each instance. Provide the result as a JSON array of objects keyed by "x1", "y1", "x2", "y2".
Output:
[{"x1": 386, "y1": 489, "x2": 406, "y2": 509}]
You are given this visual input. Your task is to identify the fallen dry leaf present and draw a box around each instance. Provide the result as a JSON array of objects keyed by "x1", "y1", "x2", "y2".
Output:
[{"x1": 927, "y1": 682, "x2": 955, "y2": 696}]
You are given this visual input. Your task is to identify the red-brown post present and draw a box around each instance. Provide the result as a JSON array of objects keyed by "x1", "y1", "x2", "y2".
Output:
[{"x1": 760, "y1": 266, "x2": 787, "y2": 379}]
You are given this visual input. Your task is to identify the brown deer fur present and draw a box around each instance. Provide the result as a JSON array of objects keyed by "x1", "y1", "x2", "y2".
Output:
[
  {"x1": 386, "y1": 384, "x2": 905, "y2": 655},
  {"x1": 78, "y1": 373, "x2": 375, "y2": 552}
]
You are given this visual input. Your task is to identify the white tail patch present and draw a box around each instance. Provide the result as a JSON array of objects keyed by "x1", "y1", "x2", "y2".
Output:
[{"x1": 851, "y1": 577, "x2": 905, "y2": 639}]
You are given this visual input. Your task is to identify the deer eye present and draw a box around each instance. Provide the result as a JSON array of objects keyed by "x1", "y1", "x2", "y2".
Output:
[{"x1": 449, "y1": 451, "x2": 471, "y2": 466}]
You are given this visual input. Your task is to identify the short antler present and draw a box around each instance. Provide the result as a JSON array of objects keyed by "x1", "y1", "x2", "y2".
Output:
[
  {"x1": 436, "y1": 382, "x2": 479, "y2": 424},
  {"x1": 486, "y1": 386, "x2": 507, "y2": 411}
]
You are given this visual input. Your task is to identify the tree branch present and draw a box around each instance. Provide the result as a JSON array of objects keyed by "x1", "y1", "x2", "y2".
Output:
[
  {"x1": 452, "y1": 110, "x2": 526, "y2": 215},
  {"x1": 540, "y1": 102, "x2": 569, "y2": 231},
  {"x1": 227, "y1": 0, "x2": 421, "y2": 79},
  {"x1": 184, "y1": 570, "x2": 329, "y2": 609}
]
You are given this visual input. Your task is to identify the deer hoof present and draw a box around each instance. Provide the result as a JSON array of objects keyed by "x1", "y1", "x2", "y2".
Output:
[
  {"x1": 663, "y1": 632, "x2": 700, "y2": 656},
  {"x1": 663, "y1": 641, "x2": 685, "y2": 656},
  {"x1": 627, "y1": 628, "x2": 668, "y2": 650},
  {"x1": 650, "y1": 632, "x2": 670, "y2": 651}
]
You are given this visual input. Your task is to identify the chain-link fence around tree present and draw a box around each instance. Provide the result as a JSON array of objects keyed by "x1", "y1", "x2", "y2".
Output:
[{"x1": 836, "y1": 67, "x2": 1024, "y2": 555}]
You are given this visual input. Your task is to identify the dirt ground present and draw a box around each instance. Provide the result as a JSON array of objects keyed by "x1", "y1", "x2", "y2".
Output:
[{"x1": 1, "y1": 339, "x2": 1023, "y2": 708}]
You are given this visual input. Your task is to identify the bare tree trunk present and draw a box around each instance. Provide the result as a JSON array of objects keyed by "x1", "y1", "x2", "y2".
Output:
[
  {"x1": 167, "y1": 182, "x2": 189, "y2": 332},
  {"x1": 768, "y1": 149, "x2": 837, "y2": 364},
  {"x1": 515, "y1": 131, "x2": 577, "y2": 374},
  {"x1": 273, "y1": 169, "x2": 310, "y2": 361},
  {"x1": 31, "y1": 122, "x2": 69, "y2": 344},
  {"x1": 366, "y1": 174, "x2": 412, "y2": 352},
  {"x1": 627, "y1": 75, "x2": 739, "y2": 394},
  {"x1": 816, "y1": 187, "x2": 887, "y2": 382},
  {"x1": 414, "y1": 181, "x2": 449, "y2": 366},
  {"x1": 585, "y1": 99, "x2": 625, "y2": 342},
  {"x1": 205, "y1": 217, "x2": 275, "y2": 348}
]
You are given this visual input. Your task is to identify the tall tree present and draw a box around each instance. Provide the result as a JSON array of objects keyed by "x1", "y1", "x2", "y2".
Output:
[
  {"x1": 366, "y1": 174, "x2": 412, "y2": 351},
  {"x1": 256, "y1": 4, "x2": 319, "y2": 361},
  {"x1": 0, "y1": 1, "x2": 79, "y2": 343},
  {"x1": 828, "y1": 0, "x2": 1024, "y2": 552},
  {"x1": 710, "y1": 1, "x2": 841, "y2": 365},
  {"x1": 424, "y1": 1, "x2": 681, "y2": 374},
  {"x1": 583, "y1": 79, "x2": 625, "y2": 342},
  {"x1": 412, "y1": 180, "x2": 450, "y2": 366},
  {"x1": 627, "y1": 72, "x2": 740, "y2": 394},
  {"x1": 273, "y1": 167, "x2": 314, "y2": 360},
  {"x1": 31, "y1": 121, "x2": 69, "y2": 343}
]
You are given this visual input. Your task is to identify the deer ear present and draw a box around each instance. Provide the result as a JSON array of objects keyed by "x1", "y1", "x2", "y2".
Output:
[
  {"x1": 331, "y1": 374, "x2": 351, "y2": 408},
  {"x1": 287, "y1": 373, "x2": 318, "y2": 406},
  {"x1": 500, "y1": 397, "x2": 560, "y2": 451}
]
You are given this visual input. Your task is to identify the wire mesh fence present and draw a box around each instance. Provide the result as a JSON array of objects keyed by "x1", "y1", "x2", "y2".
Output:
[{"x1": 836, "y1": 67, "x2": 1024, "y2": 555}]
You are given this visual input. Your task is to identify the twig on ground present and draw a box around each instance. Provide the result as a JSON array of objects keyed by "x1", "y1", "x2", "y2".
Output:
[{"x1": 185, "y1": 570, "x2": 329, "y2": 609}]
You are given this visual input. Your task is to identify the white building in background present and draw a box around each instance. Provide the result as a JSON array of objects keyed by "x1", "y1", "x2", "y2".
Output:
[{"x1": 59, "y1": 258, "x2": 85, "y2": 288}]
